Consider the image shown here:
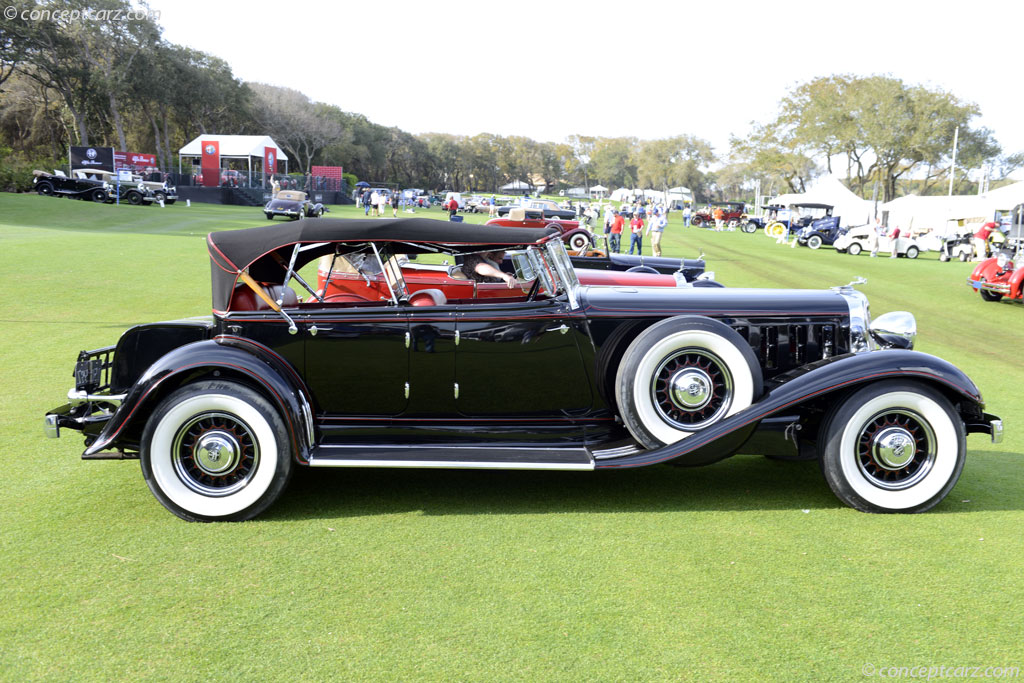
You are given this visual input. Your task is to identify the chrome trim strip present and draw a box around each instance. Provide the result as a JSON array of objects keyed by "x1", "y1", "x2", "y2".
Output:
[
  {"x1": 590, "y1": 445, "x2": 642, "y2": 460},
  {"x1": 298, "y1": 391, "x2": 315, "y2": 446},
  {"x1": 309, "y1": 459, "x2": 594, "y2": 471},
  {"x1": 67, "y1": 389, "x2": 127, "y2": 407}
]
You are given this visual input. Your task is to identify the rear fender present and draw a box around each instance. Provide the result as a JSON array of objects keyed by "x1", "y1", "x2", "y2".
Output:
[
  {"x1": 83, "y1": 337, "x2": 313, "y2": 463},
  {"x1": 596, "y1": 350, "x2": 986, "y2": 469}
]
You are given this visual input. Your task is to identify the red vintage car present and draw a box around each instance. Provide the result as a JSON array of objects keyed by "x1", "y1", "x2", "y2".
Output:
[
  {"x1": 967, "y1": 208, "x2": 1023, "y2": 303},
  {"x1": 691, "y1": 201, "x2": 745, "y2": 228},
  {"x1": 486, "y1": 211, "x2": 594, "y2": 252}
]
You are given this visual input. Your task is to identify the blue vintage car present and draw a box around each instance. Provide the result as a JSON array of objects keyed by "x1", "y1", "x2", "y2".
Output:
[{"x1": 793, "y1": 203, "x2": 844, "y2": 249}]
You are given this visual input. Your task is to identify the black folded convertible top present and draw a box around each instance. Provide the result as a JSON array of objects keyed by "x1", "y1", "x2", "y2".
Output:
[{"x1": 207, "y1": 217, "x2": 559, "y2": 312}]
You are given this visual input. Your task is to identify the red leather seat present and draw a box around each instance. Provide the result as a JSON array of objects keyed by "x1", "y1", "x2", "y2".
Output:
[
  {"x1": 230, "y1": 284, "x2": 299, "y2": 311},
  {"x1": 408, "y1": 288, "x2": 447, "y2": 307}
]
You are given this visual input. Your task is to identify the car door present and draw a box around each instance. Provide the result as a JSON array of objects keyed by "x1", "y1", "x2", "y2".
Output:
[
  {"x1": 453, "y1": 297, "x2": 592, "y2": 418},
  {"x1": 301, "y1": 304, "x2": 409, "y2": 417}
]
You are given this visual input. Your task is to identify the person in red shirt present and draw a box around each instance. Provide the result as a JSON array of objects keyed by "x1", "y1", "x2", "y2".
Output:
[
  {"x1": 628, "y1": 215, "x2": 645, "y2": 255},
  {"x1": 974, "y1": 221, "x2": 999, "y2": 261},
  {"x1": 609, "y1": 211, "x2": 625, "y2": 253}
]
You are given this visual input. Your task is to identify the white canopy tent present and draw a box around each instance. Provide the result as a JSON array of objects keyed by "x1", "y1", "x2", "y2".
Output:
[
  {"x1": 769, "y1": 174, "x2": 875, "y2": 228},
  {"x1": 178, "y1": 134, "x2": 289, "y2": 182},
  {"x1": 589, "y1": 184, "x2": 608, "y2": 198},
  {"x1": 500, "y1": 179, "x2": 532, "y2": 193}
]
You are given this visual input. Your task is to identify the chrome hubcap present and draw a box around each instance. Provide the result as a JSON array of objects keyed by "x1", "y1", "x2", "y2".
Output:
[
  {"x1": 669, "y1": 369, "x2": 713, "y2": 411},
  {"x1": 193, "y1": 431, "x2": 240, "y2": 475},
  {"x1": 871, "y1": 427, "x2": 916, "y2": 470},
  {"x1": 856, "y1": 409, "x2": 935, "y2": 490}
]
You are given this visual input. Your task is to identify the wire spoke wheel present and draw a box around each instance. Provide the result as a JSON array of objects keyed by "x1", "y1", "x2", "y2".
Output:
[
  {"x1": 855, "y1": 409, "x2": 936, "y2": 491},
  {"x1": 172, "y1": 411, "x2": 260, "y2": 497},
  {"x1": 651, "y1": 349, "x2": 733, "y2": 431}
]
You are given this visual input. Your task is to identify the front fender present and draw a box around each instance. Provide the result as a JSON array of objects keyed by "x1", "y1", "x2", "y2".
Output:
[
  {"x1": 596, "y1": 350, "x2": 986, "y2": 469},
  {"x1": 84, "y1": 337, "x2": 313, "y2": 462}
]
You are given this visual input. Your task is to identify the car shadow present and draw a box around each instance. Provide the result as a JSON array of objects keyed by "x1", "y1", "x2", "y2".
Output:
[
  {"x1": 264, "y1": 456, "x2": 843, "y2": 521},
  {"x1": 263, "y1": 450, "x2": 1023, "y2": 521}
]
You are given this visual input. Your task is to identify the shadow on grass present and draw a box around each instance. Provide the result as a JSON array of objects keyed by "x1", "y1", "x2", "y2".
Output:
[
  {"x1": 263, "y1": 450, "x2": 1024, "y2": 521},
  {"x1": 264, "y1": 456, "x2": 846, "y2": 521}
]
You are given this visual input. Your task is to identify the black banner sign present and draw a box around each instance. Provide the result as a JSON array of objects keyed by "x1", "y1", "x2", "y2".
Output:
[{"x1": 70, "y1": 146, "x2": 115, "y2": 172}]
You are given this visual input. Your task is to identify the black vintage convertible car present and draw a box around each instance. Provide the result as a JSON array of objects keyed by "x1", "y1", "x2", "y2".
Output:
[
  {"x1": 45, "y1": 218, "x2": 1001, "y2": 521},
  {"x1": 33, "y1": 169, "x2": 113, "y2": 202}
]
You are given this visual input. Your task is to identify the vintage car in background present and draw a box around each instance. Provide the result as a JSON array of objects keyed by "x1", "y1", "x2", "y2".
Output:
[
  {"x1": 264, "y1": 190, "x2": 327, "y2": 220},
  {"x1": 690, "y1": 201, "x2": 745, "y2": 228},
  {"x1": 486, "y1": 210, "x2": 595, "y2": 251},
  {"x1": 793, "y1": 204, "x2": 845, "y2": 249},
  {"x1": 497, "y1": 198, "x2": 576, "y2": 220},
  {"x1": 45, "y1": 218, "x2": 1001, "y2": 521},
  {"x1": 937, "y1": 234, "x2": 974, "y2": 262},
  {"x1": 742, "y1": 205, "x2": 786, "y2": 233},
  {"x1": 967, "y1": 206, "x2": 1024, "y2": 302},
  {"x1": 32, "y1": 170, "x2": 113, "y2": 202},
  {"x1": 74, "y1": 169, "x2": 177, "y2": 205},
  {"x1": 833, "y1": 225, "x2": 923, "y2": 258}
]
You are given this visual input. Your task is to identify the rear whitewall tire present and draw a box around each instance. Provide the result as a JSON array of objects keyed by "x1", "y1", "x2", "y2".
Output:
[
  {"x1": 615, "y1": 318, "x2": 761, "y2": 448},
  {"x1": 141, "y1": 381, "x2": 292, "y2": 521},
  {"x1": 819, "y1": 381, "x2": 965, "y2": 513}
]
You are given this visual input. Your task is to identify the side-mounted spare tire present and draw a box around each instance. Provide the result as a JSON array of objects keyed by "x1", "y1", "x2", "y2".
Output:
[{"x1": 615, "y1": 317, "x2": 763, "y2": 449}]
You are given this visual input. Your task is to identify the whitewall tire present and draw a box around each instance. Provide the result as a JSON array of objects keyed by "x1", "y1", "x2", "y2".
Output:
[
  {"x1": 615, "y1": 317, "x2": 762, "y2": 449},
  {"x1": 819, "y1": 381, "x2": 965, "y2": 513},
  {"x1": 141, "y1": 381, "x2": 292, "y2": 521}
]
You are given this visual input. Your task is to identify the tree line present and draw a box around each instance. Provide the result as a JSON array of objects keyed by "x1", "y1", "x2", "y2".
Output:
[{"x1": 1, "y1": 1, "x2": 1020, "y2": 200}]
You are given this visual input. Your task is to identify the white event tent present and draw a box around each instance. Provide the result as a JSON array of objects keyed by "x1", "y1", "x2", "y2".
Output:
[
  {"x1": 769, "y1": 174, "x2": 875, "y2": 228},
  {"x1": 178, "y1": 134, "x2": 289, "y2": 180}
]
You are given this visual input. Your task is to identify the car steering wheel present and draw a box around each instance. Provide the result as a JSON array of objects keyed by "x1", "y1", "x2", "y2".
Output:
[{"x1": 525, "y1": 278, "x2": 541, "y2": 301}]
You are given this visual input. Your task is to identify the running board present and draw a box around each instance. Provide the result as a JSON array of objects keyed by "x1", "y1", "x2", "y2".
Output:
[{"x1": 308, "y1": 444, "x2": 594, "y2": 470}]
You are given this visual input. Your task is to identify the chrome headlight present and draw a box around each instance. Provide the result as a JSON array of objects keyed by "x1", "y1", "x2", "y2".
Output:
[
  {"x1": 869, "y1": 311, "x2": 916, "y2": 350},
  {"x1": 997, "y1": 253, "x2": 1009, "y2": 269},
  {"x1": 137, "y1": 182, "x2": 145, "y2": 190}
]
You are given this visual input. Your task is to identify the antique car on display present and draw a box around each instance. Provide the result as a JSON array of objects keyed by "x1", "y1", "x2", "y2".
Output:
[
  {"x1": 967, "y1": 206, "x2": 1024, "y2": 303},
  {"x1": 793, "y1": 204, "x2": 844, "y2": 249},
  {"x1": 742, "y1": 205, "x2": 785, "y2": 233},
  {"x1": 690, "y1": 201, "x2": 745, "y2": 228},
  {"x1": 32, "y1": 169, "x2": 113, "y2": 202},
  {"x1": 74, "y1": 169, "x2": 177, "y2": 205},
  {"x1": 486, "y1": 209, "x2": 595, "y2": 251},
  {"x1": 264, "y1": 190, "x2": 327, "y2": 220},
  {"x1": 833, "y1": 225, "x2": 922, "y2": 258},
  {"x1": 937, "y1": 233, "x2": 974, "y2": 262},
  {"x1": 45, "y1": 218, "x2": 1001, "y2": 522},
  {"x1": 496, "y1": 198, "x2": 576, "y2": 221}
]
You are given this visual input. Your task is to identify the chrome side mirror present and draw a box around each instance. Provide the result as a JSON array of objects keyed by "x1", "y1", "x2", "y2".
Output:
[{"x1": 870, "y1": 311, "x2": 916, "y2": 350}]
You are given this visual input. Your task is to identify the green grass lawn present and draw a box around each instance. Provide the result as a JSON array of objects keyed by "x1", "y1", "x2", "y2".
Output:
[{"x1": 1, "y1": 194, "x2": 1022, "y2": 681}]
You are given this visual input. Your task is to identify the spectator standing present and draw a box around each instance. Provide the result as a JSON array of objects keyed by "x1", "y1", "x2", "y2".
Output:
[
  {"x1": 889, "y1": 224, "x2": 902, "y2": 258},
  {"x1": 370, "y1": 190, "x2": 380, "y2": 217},
  {"x1": 609, "y1": 211, "x2": 625, "y2": 253},
  {"x1": 628, "y1": 214, "x2": 645, "y2": 255},
  {"x1": 974, "y1": 221, "x2": 999, "y2": 261},
  {"x1": 869, "y1": 217, "x2": 885, "y2": 257},
  {"x1": 713, "y1": 205, "x2": 725, "y2": 231},
  {"x1": 682, "y1": 203, "x2": 692, "y2": 226},
  {"x1": 362, "y1": 188, "x2": 372, "y2": 216},
  {"x1": 447, "y1": 196, "x2": 458, "y2": 219},
  {"x1": 391, "y1": 191, "x2": 400, "y2": 217},
  {"x1": 304, "y1": 172, "x2": 312, "y2": 194},
  {"x1": 270, "y1": 176, "x2": 280, "y2": 198},
  {"x1": 489, "y1": 195, "x2": 498, "y2": 218},
  {"x1": 648, "y1": 212, "x2": 667, "y2": 257}
]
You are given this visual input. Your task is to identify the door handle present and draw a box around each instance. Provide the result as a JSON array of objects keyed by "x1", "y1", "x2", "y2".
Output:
[
  {"x1": 309, "y1": 325, "x2": 332, "y2": 336},
  {"x1": 547, "y1": 324, "x2": 569, "y2": 334}
]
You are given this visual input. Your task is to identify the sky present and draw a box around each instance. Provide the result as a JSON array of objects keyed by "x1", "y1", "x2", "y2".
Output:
[{"x1": 150, "y1": 0, "x2": 1023, "y2": 179}]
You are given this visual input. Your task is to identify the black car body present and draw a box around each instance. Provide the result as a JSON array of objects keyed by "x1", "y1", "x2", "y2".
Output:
[
  {"x1": 74, "y1": 169, "x2": 172, "y2": 206},
  {"x1": 32, "y1": 170, "x2": 113, "y2": 202},
  {"x1": 45, "y1": 218, "x2": 1002, "y2": 521},
  {"x1": 264, "y1": 190, "x2": 327, "y2": 220}
]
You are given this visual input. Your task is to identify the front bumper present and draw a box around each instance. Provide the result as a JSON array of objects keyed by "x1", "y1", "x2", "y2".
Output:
[
  {"x1": 967, "y1": 278, "x2": 1011, "y2": 296},
  {"x1": 964, "y1": 413, "x2": 1004, "y2": 444}
]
